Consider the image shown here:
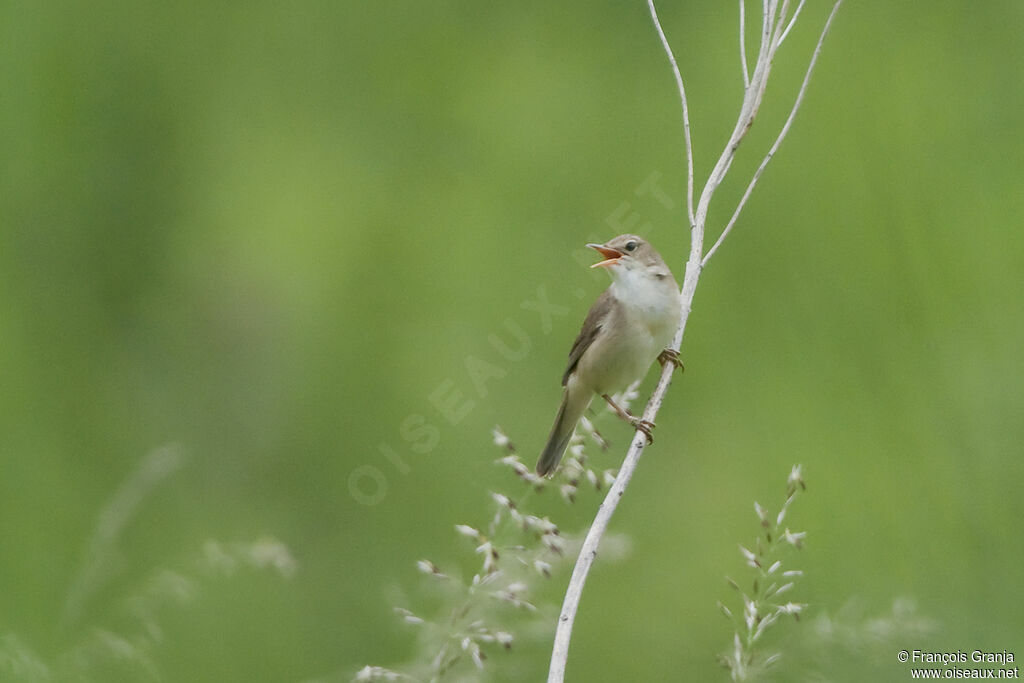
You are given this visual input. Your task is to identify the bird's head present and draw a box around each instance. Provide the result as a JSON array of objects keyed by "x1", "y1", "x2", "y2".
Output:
[{"x1": 587, "y1": 235, "x2": 668, "y2": 276}]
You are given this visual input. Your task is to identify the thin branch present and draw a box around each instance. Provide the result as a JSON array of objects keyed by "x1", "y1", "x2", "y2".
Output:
[
  {"x1": 774, "y1": 0, "x2": 792, "y2": 48},
  {"x1": 778, "y1": 0, "x2": 807, "y2": 46},
  {"x1": 739, "y1": 0, "x2": 750, "y2": 88},
  {"x1": 546, "y1": 2, "x2": 841, "y2": 681},
  {"x1": 703, "y1": 0, "x2": 842, "y2": 267},
  {"x1": 646, "y1": 0, "x2": 695, "y2": 228},
  {"x1": 762, "y1": 0, "x2": 772, "y2": 51},
  {"x1": 690, "y1": 0, "x2": 775, "y2": 242}
]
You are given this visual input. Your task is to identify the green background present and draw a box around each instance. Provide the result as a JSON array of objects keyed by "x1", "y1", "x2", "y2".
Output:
[{"x1": 1, "y1": 1, "x2": 1021, "y2": 681}]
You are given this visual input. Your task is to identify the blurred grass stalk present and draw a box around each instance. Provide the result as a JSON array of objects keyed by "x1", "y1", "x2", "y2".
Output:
[
  {"x1": 61, "y1": 444, "x2": 186, "y2": 631},
  {"x1": 718, "y1": 466, "x2": 808, "y2": 681},
  {"x1": 3, "y1": 445, "x2": 297, "y2": 681},
  {"x1": 351, "y1": 396, "x2": 641, "y2": 682}
]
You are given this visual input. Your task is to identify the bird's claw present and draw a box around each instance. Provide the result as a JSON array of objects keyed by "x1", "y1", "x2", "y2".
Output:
[
  {"x1": 630, "y1": 417, "x2": 655, "y2": 444},
  {"x1": 658, "y1": 348, "x2": 684, "y2": 373}
]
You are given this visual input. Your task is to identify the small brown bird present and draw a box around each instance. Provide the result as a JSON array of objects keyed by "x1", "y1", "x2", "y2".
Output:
[{"x1": 536, "y1": 235, "x2": 682, "y2": 476}]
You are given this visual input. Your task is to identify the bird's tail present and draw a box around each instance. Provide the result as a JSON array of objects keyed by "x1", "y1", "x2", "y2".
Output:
[{"x1": 536, "y1": 388, "x2": 590, "y2": 476}]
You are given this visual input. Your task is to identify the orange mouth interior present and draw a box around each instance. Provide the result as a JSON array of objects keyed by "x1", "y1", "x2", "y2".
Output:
[{"x1": 589, "y1": 245, "x2": 623, "y2": 268}]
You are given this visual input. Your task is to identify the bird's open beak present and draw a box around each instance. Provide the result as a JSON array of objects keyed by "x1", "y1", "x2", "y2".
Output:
[{"x1": 587, "y1": 243, "x2": 624, "y2": 268}]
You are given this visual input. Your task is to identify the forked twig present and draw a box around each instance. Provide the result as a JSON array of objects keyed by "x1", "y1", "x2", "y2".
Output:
[
  {"x1": 704, "y1": 0, "x2": 843, "y2": 267},
  {"x1": 779, "y1": 0, "x2": 807, "y2": 46}
]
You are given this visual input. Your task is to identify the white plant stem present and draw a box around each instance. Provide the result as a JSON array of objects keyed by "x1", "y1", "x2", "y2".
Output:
[
  {"x1": 704, "y1": 0, "x2": 843, "y2": 266},
  {"x1": 546, "y1": 2, "x2": 841, "y2": 681},
  {"x1": 647, "y1": 0, "x2": 696, "y2": 226},
  {"x1": 738, "y1": 0, "x2": 750, "y2": 88}
]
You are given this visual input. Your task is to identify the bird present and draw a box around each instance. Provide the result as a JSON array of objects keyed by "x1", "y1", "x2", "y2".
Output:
[{"x1": 536, "y1": 234, "x2": 683, "y2": 476}]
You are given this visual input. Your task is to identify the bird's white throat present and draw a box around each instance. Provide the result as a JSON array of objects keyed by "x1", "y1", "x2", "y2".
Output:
[{"x1": 609, "y1": 264, "x2": 679, "y2": 324}]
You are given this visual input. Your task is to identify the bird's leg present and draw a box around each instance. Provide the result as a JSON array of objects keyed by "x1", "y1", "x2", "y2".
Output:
[
  {"x1": 602, "y1": 394, "x2": 655, "y2": 444},
  {"x1": 582, "y1": 407, "x2": 610, "y2": 450},
  {"x1": 657, "y1": 348, "x2": 684, "y2": 373}
]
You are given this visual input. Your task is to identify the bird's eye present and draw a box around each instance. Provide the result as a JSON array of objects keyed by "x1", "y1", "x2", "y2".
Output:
[{"x1": 625, "y1": 241, "x2": 638, "y2": 252}]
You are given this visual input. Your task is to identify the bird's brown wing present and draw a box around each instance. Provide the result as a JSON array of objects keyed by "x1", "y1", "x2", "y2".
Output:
[{"x1": 562, "y1": 289, "x2": 614, "y2": 386}]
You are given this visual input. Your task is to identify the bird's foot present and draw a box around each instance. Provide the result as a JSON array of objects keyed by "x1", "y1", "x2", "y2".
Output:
[
  {"x1": 657, "y1": 348, "x2": 684, "y2": 373},
  {"x1": 602, "y1": 393, "x2": 655, "y2": 444},
  {"x1": 629, "y1": 417, "x2": 655, "y2": 444}
]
